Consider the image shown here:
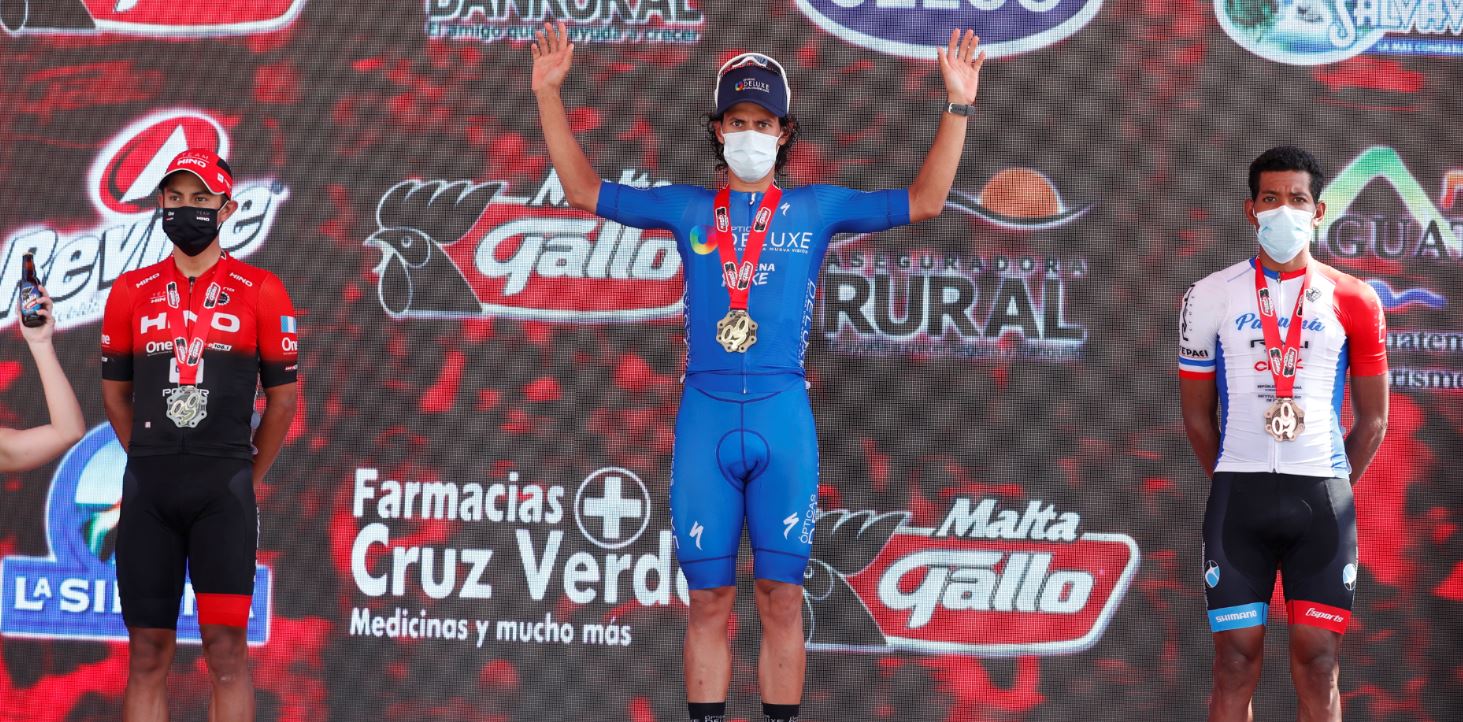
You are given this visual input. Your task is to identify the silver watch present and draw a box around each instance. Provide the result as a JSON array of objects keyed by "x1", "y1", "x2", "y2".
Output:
[{"x1": 944, "y1": 102, "x2": 973, "y2": 117}]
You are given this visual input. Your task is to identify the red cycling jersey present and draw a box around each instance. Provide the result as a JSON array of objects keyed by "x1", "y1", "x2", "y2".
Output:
[{"x1": 101, "y1": 254, "x2": 298, "y2": 459}]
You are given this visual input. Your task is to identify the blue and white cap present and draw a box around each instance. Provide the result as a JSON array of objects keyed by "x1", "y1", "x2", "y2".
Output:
[{"x1": 714, "y1": 52, "x2": 791, "y2": 118}]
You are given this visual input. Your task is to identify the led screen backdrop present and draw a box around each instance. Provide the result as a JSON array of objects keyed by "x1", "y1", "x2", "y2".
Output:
[{"x1": 2, "y1": 1, "x2": 1461, "y2": 720}]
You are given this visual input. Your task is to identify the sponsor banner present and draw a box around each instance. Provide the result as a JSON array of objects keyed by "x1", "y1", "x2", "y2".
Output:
[
  {"x1": 1216, "y1": 0, "x2": 1463, "y2": 65},
  {"x1": 796, "y1": 0, "x2": 1103, "y2": 59},
  {"x1": 365, "y1": 170, "x2": 681, "y2": 321},
  {"x1": 0, "y1": 109, "x2": 290, "y2": 331},
  {"x1": 422, "y1": 0, "x2": 704, "y2": 44},
  {"x1": 1314, "y1": 146, "x2": 1462, "y2": 392},
  {"x1": 0, "y1": 426, "x2": 272, "y2": 643},
  {"x1": 819, "y1": 168, "x2": 1089, "y2": 362},
  {"x1": 0, "y1": 0, "x2": 307, "y2": 36},
  {"x1": 806, "y1": 499, "x2": 1139, "y2": 656}
]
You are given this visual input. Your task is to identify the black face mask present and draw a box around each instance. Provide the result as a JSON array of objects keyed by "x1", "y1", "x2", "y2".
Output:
[{"x1": 162, "y1": 205, "x2": 222, "y2": 257}]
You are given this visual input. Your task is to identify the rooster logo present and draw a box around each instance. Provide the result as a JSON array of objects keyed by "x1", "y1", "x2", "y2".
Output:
[
  {"x1": 802, "y1": 509, "x2": 909, "y2": 648},
  {"x1": 364, "y1": 180, "x2": 503, "y2": 317}
]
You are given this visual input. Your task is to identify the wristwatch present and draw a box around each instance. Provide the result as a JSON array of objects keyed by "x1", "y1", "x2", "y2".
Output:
[{"x1": 944, "y1": 102, "x2": 974, "y2": 117}]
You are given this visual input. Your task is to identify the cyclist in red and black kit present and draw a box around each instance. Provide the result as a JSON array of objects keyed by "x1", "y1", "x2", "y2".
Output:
[{"x1": 101, "y1": 149, "x2": 298, "y2": 722}]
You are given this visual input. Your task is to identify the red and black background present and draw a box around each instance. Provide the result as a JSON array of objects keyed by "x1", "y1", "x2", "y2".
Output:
[{"x1": 1, "y1": 1, "x2": 1461, "y2": 720}]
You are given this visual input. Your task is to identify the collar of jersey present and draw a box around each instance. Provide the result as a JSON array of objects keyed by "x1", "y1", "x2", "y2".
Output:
[{"x1": 1250, "y1": 256, "x2": 1308, "y2": 281}]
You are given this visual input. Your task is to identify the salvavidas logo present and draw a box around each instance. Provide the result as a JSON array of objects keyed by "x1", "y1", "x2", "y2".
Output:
[
  {"x1": 0, "y1": 425, "x2": 272, "y2": 643},
  {"x1": 1, "y1": 0, "x2": 306, "y2": 36},
  {"x1": 1217, "y1": 0, "x2": 1463, "y2": 65},
  {"x1": 425, "y1": 0, "x2": 703, "y2": 44},
  {"x1": 797, "y1": 0, "x2": 1103, "y2": 59},
  {"x1": 0, "y1": 109, "x2": 290, "y2": 331},
  {"x1": 364, "y1": 170, "x2": 681, "y2": 321},
  {"x1": 802, "y1": 499, "x2": 1139, "y2": 656}
]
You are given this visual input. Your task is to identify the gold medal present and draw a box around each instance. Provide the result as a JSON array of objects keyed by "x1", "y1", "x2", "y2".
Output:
[
  {"x1": 716, "y1": 309, "x2": 758, "y2": 353},
  {"x1": 1263, "y1": 397, "x2": 1304, "y2": 442},
  {"x1": 164, "y1": 384, "x2": 210, "y2": 428}
]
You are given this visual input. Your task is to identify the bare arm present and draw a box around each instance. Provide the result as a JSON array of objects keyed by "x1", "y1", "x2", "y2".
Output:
[
  {"x1": 908, "y1": 29, "x2": 986, "y2": 223},
  {"x1": 252, "y1": 382, "x2": 297, "y2": 485},
  {"x1": 531, "y1": 21, "x2": 600, "y2": 212},
  {"x1": 1179, "y1": 376, "x2": 1220, "y2": 478},
  {"x1": 102, "y1": 380, "x2": 134, "y2": 452},
  {"x1": 0, "y1": 294, "x2": 85, "y2": 472},
  {"x1": 1345, "y1": 373, "x2": 1388, "y2": 484}
]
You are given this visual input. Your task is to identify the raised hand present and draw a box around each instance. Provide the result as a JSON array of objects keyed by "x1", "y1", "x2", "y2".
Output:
[
  {"x1": 530, "y1": 21, "x2": 574, "y2": 95},
  {"x1": 937, "y1": 29, "x2": 986, "y2": 106}
]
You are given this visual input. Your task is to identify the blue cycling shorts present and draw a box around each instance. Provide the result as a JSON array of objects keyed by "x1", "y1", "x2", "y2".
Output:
[{"x1": 671, "y1": 373, "x2": 819, "y2": 590}]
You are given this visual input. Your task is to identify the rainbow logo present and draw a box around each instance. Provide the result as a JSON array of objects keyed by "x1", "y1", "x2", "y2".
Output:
[{"x1": 690, "y1": 225, "x2": 717, "y2": 255}]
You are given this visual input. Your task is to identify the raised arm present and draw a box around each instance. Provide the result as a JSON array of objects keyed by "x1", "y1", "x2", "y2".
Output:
[
  {"x1": 0, "y1": 290, "x2": 86, "y2": 472},
  {"x1": 908, "y1": 29, "x2": 986, "y2": 223},
  {"x1": 532, "y1": 21, "x2": 600, "y2": 213}
]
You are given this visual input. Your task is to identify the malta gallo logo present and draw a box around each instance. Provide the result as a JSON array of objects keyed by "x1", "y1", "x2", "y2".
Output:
[
  {"x1": 0, "y1": 109, "x2": 290, "y2": 331},
  {"x1": 803, "y1": 499, "x2": 1138, "y2": 655},
  {"x1": 365, "y1": 172, "x2": 683, "y2": 322},
  {"x1": 1, "y1": 0, "x2": 306, "y2": 36},
  {"x1": 796, "y1": 0, "x2": 1103, "y2": 59},
  {"x1": 0, "y1": 425, "x2": 272, "y2": 643}
]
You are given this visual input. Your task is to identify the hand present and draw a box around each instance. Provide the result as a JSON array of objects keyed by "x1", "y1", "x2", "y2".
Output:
[
  {"x1": 530, "y1": 21, "x2": 574, "y2": 95},
  {"x1": 938, "y1": 29, "x2": 986, "y2": 106},
  {"x1": 18, "y1": 285, "x2": 54, "y2": 346}
]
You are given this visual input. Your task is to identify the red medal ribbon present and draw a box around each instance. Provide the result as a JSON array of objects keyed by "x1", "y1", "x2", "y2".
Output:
[
  {"x1": 166, "y1": 253, "x2": 229, "y2": 386},
  {"x1": 1252, "y1": 259, "x2": 1310, "y2": 399},
  {"x1": 711, "y1": 184, "x2": 783, "y2": 311}
]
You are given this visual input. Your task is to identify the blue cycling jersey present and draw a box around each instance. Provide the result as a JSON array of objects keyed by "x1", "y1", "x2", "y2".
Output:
[{"x1": 597, "y1": 182, "x2": 911, "y2": 377}]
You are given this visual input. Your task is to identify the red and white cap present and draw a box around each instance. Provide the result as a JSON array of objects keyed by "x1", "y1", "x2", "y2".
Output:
[{"x1": 160, "y1": 148, "x2": 234, "y2": 196}]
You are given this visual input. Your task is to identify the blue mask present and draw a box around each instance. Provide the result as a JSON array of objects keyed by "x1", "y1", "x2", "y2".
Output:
[{"x1": 1255, "y1": 206, "x2": 1315, "y2": 263}]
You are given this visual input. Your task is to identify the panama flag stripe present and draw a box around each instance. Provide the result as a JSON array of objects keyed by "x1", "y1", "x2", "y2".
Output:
[{"x1": 1208, "y1": 602, "x2": 1268, "y2": 632}]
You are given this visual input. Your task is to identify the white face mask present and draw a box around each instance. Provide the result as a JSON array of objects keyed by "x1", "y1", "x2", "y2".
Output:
[
  {"x1": 722, "y1": 130, "x2": 779, "y2": 183},
  {"x1": 1255, "y1": 205, "x2": 1316, "y2": 263}
]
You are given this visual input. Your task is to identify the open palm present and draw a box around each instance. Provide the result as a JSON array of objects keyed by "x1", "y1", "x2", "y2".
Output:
[
  {"x1": 530, "y1": 21, "x2": 574, "y2": 94},
  {"x1": 938, "y1": 29, "x2": 985, "y2": 105}
]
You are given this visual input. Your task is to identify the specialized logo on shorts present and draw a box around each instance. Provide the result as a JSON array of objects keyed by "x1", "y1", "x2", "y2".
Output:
[
  {"x1": 0, "y1": 425, "x2": 272, "y2": 643},
  {"x1": 1205, "y1": 560, "x2": 1222, "y2": 589},
  {"x1": 689, "y1": 521, "x2": 705, "y2": 550},
  {"x1": 1216, "y1": 0, "x2": 1463, "y2": 66},
  {"x1": 1343, "y1": 562, "x2": 1358, "y2": 591},
  {"x1": 802, "y1": 498, "x2": 1139, "y2": 656},
  {"x1": 783, "y1": 513, "x2": 800, "y2": 539},
  {"x1": 0, "y1": 0, "x2": 307, "y2": 36},
  {"x1": 0, "y1": 109, "x2": 289, "y2": 332},
  {"x1": 796, "y1": 0, "x2": 1104, "y2": 60},
  {"x1": 573, "y1": 468, "x2": 652, "y2": 550},
  {"x1": 364, "y1": 172, "x2": 682, "y2": 321}
]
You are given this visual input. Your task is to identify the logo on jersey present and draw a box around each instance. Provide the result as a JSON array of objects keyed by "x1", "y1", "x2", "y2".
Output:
[
  {"x1": 802, "y1": 499, "x2": 1139, "y2": 656},
  {"x1": 0, "y1": 110, "x2": 289, "y2": 332},
  {"x1": 424, "y1": 0, "x2": 703, "y2": 45},
  {"x1": 0, "y1": 425, "x2": 272, "y2": 643},
  {"x1": 796, "y1": 0, "x2": 1103, "y2": 60},
  {"x1": 364, "y1": 171, "x2": 681, "y2": 322},
  {"x1": 1205, "y1": 561, "x2": 1222, "y2": 589},
  {"x1": 0, "y1": 0, "x2": 307, "y2": 36},
  {"x1": 1216, "y1": 0, "x2": 1463, "y2": 66},
  {"x1": 821, "y1": 167, "x2": 1089, "y2": 363}
]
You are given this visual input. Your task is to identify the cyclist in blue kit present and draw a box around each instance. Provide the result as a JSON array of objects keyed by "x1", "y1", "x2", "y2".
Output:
[{"x1": 531, "y1": 21, "x2": 985, "y2": 722}]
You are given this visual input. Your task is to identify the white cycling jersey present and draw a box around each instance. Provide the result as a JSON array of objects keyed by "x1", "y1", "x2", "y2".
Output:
[{"x1": 1179, "y1": 258, "x2": 1387, "y2": 477}]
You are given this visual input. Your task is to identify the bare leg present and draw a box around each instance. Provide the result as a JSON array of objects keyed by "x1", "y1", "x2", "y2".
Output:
[
  {"x1": 753, "y1": 579, "x2": 805, "y2": 705},
  {"x1": 123, "y1": 627, "x2": 177, "y2": 722},
  {"x1": 200, "y1": 624, "x2": 254, "y2": 722},
  {"x1": 1289, "y1": 624, "x2": 1343, "y2": 722},
  {"x1": 1208, "y1": 626, "x2": 1265, "y2": 722},
  {"x1": 684, "y1": 586, "x2": 737, "y2": 704}
]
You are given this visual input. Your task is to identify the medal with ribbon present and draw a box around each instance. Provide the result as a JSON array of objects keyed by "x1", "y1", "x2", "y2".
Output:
[
  {"x1": 1253, "y1": 260, "x2": 1310, "y2": 442},
  {"x1": 711, "y1": 184, "x2": 782, "y2": 353},
  {"x1": 162, "y1": 254, "x2": 229, "y2": 428}
]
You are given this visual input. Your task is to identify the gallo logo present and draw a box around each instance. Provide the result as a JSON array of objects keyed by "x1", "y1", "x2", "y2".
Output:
[
  {"x1": 802, "y1": 499, "x2": 1139, "y2": 655},
  {"x1": 796, "y1": 0, "x2": 1103, "y2": 59},
  {"x1": 425, "y1": 0, "x2": 703, "y2": 44},
  {"x1": 365, "y1": 171, "x2": 682, "y2": 321},
  {"x1": 1313, "y1": 146, "x2": 1463, "y2": 392},
  {"x1": 1216, "y1": 0, "x2": 1463, "y2": 65},
  {"x1": 1, "y1": 0, "x2": 306, "y2": 36},
  {"x1": 0, "y1": 109, "x2": 290, "y2": 331},
  {"x1": 821, "y1": 167, "x2": 1089, "y2": 362},
  {"x1": 0, "y1": 425, "x2": 271, "y2": 643}
]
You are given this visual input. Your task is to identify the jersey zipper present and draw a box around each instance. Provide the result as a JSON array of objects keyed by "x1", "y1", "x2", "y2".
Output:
[
  {"x1": 182, "y1": 276, "x2": 196, "y2": 453},
  {"x1": 741, "y1": 192, "x2": 757, "y2": 395},
  {"x1": 1268, "y1": 274, "x2": 1281, "y2": 473}
]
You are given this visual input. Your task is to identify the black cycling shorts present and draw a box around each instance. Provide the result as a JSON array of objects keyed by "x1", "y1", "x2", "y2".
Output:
[
  {"x1": 1202, "y1": 471, "x2": 1357, "y2": 634},
  {"x1": 116, "y1": 454, "x2": 258, "y2": 630}
]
